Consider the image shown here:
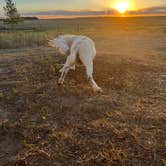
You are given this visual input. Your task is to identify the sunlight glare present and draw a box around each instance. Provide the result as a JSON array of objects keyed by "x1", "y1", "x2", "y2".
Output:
[{"x1": 114, "y1": 2, "x2": 130, "y2": 14}]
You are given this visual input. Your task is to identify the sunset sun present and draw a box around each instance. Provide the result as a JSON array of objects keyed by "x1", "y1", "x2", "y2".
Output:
[{"x1": 114, "y1": 2, "x2": 130, "y2": 14}]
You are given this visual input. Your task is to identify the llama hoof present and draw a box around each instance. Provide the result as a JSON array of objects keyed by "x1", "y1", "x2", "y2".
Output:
[
  {"x1": 58, "y1": 79, "x2": 63, "y2": 85},
  {"x1": 97, "y1": 87, "x2": 103, "y2": 93},
  {"x1": 70, "y1": 65, "x2": 76, "y2": 70},
  {"x1": 59, "y1": 68, "x2": 64, "y2": 73},
  {"x1": 58, "y1": 82, "x2": 62, "y2": 86},
  {"x1": 93, "y1": 87, "x2": 103, "y2": 93}
]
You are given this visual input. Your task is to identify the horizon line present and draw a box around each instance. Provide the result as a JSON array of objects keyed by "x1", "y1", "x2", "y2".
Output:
[
  {"x1": 38, "y1": 14, "x2": 166, "y2": 19},
  {"x1": 1, "y1": 14, "x2": 166, "y2": 20}
]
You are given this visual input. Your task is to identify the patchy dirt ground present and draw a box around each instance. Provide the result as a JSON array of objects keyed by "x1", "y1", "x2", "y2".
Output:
[{"x1": 0, "y1": 17, "x2": 166, "y2": 166}]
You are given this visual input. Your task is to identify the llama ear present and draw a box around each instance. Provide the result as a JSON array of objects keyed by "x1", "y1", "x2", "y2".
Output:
[
  {"x1": 55, "y1": 34, "x2": 59, "y2": 38},
  {"x1": 56, "y1": 32, "x2": 64, "y2": 38}
]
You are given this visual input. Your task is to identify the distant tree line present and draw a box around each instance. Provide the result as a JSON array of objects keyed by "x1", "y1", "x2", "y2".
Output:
[
  {"x1": 0, "y1": 0, "x2": 39, "y2": 25},
  {"x1": 0, "y1": 17, "x2": 38, "y2": 21}
]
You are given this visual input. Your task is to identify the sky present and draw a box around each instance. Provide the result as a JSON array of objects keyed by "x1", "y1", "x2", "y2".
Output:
[{"x1": 0, "y1": 0, "x2": 166, "y2": 16}]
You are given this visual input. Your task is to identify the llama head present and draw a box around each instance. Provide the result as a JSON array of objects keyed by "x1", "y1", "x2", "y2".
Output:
[{"x1": 48, "y1": 38, "x2": 69, "y2": 55}]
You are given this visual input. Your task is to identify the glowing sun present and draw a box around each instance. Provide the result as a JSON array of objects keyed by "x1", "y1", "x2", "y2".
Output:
[{"x1": 114, "y1": 2, "x2": 129, "y2": 14}]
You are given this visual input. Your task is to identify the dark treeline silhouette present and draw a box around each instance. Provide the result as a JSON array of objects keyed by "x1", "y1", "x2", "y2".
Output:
[{"x1": 0, "y1": 17, "x2": 38, "y2": 21}]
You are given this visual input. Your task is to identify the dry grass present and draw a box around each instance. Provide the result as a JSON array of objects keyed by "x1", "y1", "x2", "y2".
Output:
[
  {"x1": 0, "y1": 17, "x2": 166, "y2": 166},
  {"x1": 0, "y1": 32, "x2": 48, "y2": 49}
]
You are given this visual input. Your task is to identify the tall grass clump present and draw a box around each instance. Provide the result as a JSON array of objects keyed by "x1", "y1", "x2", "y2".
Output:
[{"x1": 0, "y1": 31, "x2": 48, "y2": 49}]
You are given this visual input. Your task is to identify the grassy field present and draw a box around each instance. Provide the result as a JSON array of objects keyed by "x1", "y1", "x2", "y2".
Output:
[{"x1": 0, "y1": 17, "x2": 166, "y2": 165}]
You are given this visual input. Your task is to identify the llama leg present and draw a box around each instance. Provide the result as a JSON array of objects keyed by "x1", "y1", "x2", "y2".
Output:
[
  {"x1": 58, "y1": 54, "x2": 76, "y2": 84},
  {"x1": 58, "y1": 69, "x2": 65, "y2": 84},
  {"x1": 58, "y1": 66, "x2": 70, "y2": 84},
  {"x1": 86, "y1": 62, "x2": 102, "y2": 92}
]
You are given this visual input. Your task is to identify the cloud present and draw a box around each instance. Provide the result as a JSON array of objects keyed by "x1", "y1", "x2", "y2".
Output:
[
  {"x1": 21, "y1": 6, "x2": 166, "y2": 17},
  {"x1": 127, "y1": 6, "x2": 166, "y2": 15},
  {"x1": 23, "y1": 9, "x2": 118, "y2": 16}
]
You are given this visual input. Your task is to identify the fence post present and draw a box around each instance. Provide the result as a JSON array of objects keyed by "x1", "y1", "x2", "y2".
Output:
[{"x1": 77, "y1": 24, "x2": 80, "y2": 33}]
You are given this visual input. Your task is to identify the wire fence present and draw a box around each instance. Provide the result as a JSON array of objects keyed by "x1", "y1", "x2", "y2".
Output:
[{"x1": 0, "y1": 20, "x2": 90, "y2": 49}]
